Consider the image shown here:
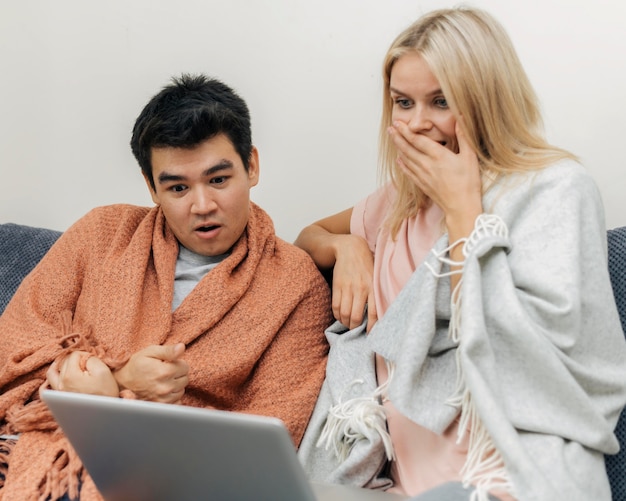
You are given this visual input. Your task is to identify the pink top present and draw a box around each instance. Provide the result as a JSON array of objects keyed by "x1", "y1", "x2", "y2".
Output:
[
  {"x1": 351, "y1": 185, "x2": 512, "y2": 500},
  {"x1": 350, "y1": 185, "x2": 444, "y2": 319}
]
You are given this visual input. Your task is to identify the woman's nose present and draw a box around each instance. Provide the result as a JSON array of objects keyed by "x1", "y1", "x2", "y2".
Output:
[{"x1": 408, "y1": 106, "x2": 432, "y2": 133}]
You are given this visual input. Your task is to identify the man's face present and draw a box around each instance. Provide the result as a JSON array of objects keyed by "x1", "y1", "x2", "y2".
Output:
[{"x1": 146, "y1": 134, "x2": 259, "y2": 256}]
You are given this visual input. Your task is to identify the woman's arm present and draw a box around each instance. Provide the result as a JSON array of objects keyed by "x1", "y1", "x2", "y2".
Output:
[
  {"x1": 294, "y1": 208, "x2": 354, "y2": 269},
  {"x1": 295, "y1": 208, "x2": 378, "y2": 330}
]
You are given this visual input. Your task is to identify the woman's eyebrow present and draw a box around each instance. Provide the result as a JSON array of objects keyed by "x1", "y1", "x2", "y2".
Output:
[{"x1": 389, "y1": 86, "x2": 443, "y2": 97}]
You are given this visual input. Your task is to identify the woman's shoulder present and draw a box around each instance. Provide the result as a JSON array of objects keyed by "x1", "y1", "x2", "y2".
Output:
[
  {"x1": 352, "y1": 184, "x2": 395, "y2": 228},
  {"x1": 355, "y1": 183, "x2": 396, "y2": 211},
  {"x1": 537, "y1": 158, "x2": 591, "y2": 182},
  {"x1": 486, "y1": 159, "x2": 605, "y2": 229},
  {"x1": 490, "y1": 159, "x2": 597, "y2": 201},
  {"x1": 528, "y1": 160, "x2": 602, "y2": 205}
]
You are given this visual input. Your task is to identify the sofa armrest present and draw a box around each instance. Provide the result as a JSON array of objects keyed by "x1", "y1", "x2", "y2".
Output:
[{"x1": 0, "y1": 223, "x2": 62, "y2": 315}]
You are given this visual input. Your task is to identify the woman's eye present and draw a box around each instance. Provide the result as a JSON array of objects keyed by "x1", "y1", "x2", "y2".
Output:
[
  {"x1": 394, "y1": 98, "x2": 412, "y2": 109},
  {"x1": 434, "y1": 97, "x2": 448, "y2": 109}
]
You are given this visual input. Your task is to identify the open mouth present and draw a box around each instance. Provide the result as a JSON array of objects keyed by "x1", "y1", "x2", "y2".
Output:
[{"x1": 196, "y1": 225, "x2": 219, "y2": 232}]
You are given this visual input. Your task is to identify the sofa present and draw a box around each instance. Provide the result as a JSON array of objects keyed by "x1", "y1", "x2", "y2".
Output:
[
  {"x1": 1, "y1": 222, "x2": 625, "y2": 500},
  {"x1": 0, "y1": 223, "x2": 63, "y2": 313},
  {"x1": 607, "y1": 226, "x2": 626, "y2": 501}
]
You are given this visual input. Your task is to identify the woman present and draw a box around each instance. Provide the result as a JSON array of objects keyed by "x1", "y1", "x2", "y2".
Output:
[{"x1": 296, "y1": 7, "x2": 626, "y2": 501}]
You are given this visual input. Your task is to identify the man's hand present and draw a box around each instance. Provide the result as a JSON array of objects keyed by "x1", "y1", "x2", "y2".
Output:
[
  {"x1": 46, "y1": 351, "x2": 119, "y2": 397},
  {"x1": 113, "y1": 343, "x2": 189, "y2": 403}
]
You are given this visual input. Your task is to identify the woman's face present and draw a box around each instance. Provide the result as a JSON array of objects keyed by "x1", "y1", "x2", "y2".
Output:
[{"x1": 389, "y1": 52, "x2": 458, "y2": 153}]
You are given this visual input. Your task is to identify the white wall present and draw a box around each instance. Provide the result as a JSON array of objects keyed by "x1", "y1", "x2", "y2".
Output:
[{"x1": 2, "y1": 0, "x2": 625, "y2": 243}]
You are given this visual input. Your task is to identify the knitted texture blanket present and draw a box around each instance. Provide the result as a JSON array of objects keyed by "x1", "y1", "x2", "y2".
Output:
[
  {"x1": 299, "y1": 160, "x2": 626, "y2": 501},
  {"x1": 0, "y1": 202, "x2": 332, "y2": 501}
]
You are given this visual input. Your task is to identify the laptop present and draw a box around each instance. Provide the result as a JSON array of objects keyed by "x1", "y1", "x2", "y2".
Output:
[{"x1": 41, "y1": 390, "x2": 407, "y2": 501}]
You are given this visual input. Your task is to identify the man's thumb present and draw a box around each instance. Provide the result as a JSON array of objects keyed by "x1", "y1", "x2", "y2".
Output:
[{"x1": 161, "y1": 342, "x2": 185, "y2": 361}]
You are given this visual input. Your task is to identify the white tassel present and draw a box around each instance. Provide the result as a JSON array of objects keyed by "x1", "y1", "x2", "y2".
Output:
[
  {"x1": 462, "y1": 214, "x2": 508, "y2": 258},
  {"x1": 424, "y1": 241, "x2": 465, "y2": 279},
  {"x1": 317, "y1": 363, "x2": 396, "y2": 462},
  {"x1": 457, "y1": 389, "x2": 513, "y2": 501},
  {"x1": 438, "y1": 214, "x2": 514, "y2": 500},
  {"x1": 425, "y1": 232, "x2": 467, "y2": 405}
]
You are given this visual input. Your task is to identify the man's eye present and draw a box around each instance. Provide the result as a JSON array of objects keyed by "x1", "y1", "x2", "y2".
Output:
[
  {"x1": 211, "y1": 176, "x2": 227, "y2": 185},
  {"x1": 170, "y1": 185, "x2": 187, "y2": 193}
]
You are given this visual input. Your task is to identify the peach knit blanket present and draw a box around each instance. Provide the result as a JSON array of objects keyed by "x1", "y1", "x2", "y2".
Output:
[{"x1": 0, "y1": 202, "x2": 331, "y2": 500}]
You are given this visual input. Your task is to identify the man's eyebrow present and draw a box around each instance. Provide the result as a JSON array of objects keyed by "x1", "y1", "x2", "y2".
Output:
[
  {"x1": 202, "y1": 160, "x2": 234, "y2": 177},
  {"x1": 157, "y1": 160, "x2": 234, "y2": 184}
]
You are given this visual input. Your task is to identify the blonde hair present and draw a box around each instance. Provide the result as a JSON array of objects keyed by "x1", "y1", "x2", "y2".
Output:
[{"x1": 379, "y1": 7, "x2": 577, "y2": 237}]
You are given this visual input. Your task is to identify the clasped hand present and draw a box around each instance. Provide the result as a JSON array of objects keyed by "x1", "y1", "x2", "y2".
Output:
[
  {"x1": 46, "y1": 350, "x2": 119, "y2": 397},
  {"x1": 46, "y1": 343, "x2": 189, "y2": 404}
]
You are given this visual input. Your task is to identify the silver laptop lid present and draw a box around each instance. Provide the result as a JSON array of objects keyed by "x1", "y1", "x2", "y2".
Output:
[{"x1": 42, "y1": 390, "x2": 316, "y2": 501}]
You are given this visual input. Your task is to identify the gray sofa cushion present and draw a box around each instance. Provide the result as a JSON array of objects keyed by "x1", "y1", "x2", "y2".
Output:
[
  {"x1": 0, "y1": 223, "x2": 62, "y2": 315},
  {"x1": 606, "y1": 226, "x2": 626, "y2": 501}
]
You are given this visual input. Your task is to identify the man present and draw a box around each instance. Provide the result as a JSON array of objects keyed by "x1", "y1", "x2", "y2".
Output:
[{"x1": 0, "y1": 74, "x2": 332, "y2": 500}]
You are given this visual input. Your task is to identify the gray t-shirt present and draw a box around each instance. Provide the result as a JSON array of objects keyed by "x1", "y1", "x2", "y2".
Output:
[{"x1": 172, "y1": 246, "x2": 229, "y2": 311}]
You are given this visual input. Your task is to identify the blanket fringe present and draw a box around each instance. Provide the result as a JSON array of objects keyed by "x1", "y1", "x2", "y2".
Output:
[
  {"x1": 317, "y1": 362, "x2": 396, "y2": 462},
  {"x1": 54, "y1": 311, "x2": 127, "y2": 371},
  {"x1": 436, "y1": 214, "x2": 513, "y2": 501},
  {"x1": 455, "y1": 389, "x2": 513, "y2": 501},
  {"x1": 0, "y1": 311, "x2": 111, "y2": 501},
  {"x1": 0, "y1": 437, "x2": 16, "y2": 493},
  {"x1": 5, "y1": 398, "x2": 57, "y2": 435},
  {"x1": 39, "y1": 440, "x2": 83, "y2": 501}
]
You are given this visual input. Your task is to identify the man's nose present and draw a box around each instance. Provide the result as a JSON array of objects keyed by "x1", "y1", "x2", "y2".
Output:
[{"x1": 190, "y1": 188, "x2": 216, "y2": 214}]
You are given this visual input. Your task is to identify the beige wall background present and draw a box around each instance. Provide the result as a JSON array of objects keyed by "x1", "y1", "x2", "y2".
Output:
[{"x1": 2, "y1": 0, "x2": 625, "y2": 242}]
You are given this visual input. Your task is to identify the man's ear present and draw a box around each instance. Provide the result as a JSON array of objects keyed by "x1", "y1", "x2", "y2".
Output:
[
  {"x1": 143, "y1": 172, "x2": 159, "y2": 205},
  {"x1": 247, "y1": 146, "x2": 260, "y2": 188}
]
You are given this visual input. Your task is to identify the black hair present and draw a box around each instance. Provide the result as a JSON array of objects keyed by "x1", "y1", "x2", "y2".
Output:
[{"x1": 130, "y1": 73, "x2": 252, "y2": 189}]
